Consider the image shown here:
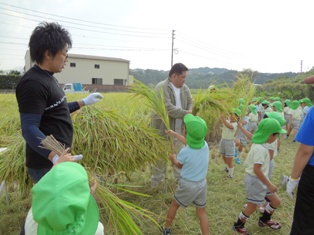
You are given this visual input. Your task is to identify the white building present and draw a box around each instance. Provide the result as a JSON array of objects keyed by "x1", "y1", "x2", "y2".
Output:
[{"x1": 24, "y1": 51, "x2": 133, "y2": 92}]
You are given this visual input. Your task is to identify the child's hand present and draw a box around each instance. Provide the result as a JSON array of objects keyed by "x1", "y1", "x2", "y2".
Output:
[
  {"x1": 90, "y1": 179, "x2": 97, "y2": 195},
  {"x1": 169, "y1": 153, "x2": 176, "y2": 161},
  {"x1": 267, "y1": 183, "x2": 277, "y2": 193},
  {"x1": 165, "y1": 130, "x2": 175, "y2": 137},
  {"x1": 54, "y1": 148, "x2": 75, "y2": 165}
]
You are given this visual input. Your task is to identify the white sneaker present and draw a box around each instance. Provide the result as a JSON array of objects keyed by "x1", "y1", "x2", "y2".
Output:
[{"x1": 280, "y1": 175, "x2": 289, "y2": 188}]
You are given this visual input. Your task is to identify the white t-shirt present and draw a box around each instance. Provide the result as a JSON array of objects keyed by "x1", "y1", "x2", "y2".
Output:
[
  {"x1": 249, "y1": 113, "x2": 259, "y2": 122},
  {"x1": 291, "y1": 108, "x2": 302, "y2": 120},
  {"x1": 24, "y1": 209, "x2": 104, "y2": 235},
  {"x1": 244, "y1": 143, "x2": 270, "y2": 176},
  {"x1": 266, "y1": 139, "x2": 278, "y2": 158},
  {"x1": 284, "y1": 106, "x2": 292, "y2": 115},
  {"x1": 221, "y1": 121, "x2": 237, "y2": 140},
  {"x1": 170, "y1": 82, "x2": 183, "y2": 134}
]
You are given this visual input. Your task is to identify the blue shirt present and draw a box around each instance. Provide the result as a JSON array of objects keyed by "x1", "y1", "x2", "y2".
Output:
[
  {"x1": 177, "y1": 142, "x2": 209, "y2": 181},
  {"x1": 295, "y1": 106, "x2": 314, "y2": 166}
]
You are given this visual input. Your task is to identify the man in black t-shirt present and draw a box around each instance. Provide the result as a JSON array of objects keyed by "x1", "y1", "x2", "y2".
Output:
[{"x1": 16, "y1": 22, "x2": 103, "y2": 183}]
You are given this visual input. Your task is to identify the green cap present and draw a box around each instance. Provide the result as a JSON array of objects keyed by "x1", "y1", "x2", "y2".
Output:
[
  {"x1": 261, "y1": 100, "x2": 270, "y2": 106},
  {"x1": 274, "y1": 97, "x2": 281, "y2": 101},
  {"x1": 184, "y1": 114, "x2": 208, "y2": 149},
  {"x1": 32, "y1": 162, "x2": 99, "y2": 235},
  {"x1": 252, "y1": 97, "x2": 259, "y2": 102},
  {"x1": 238, "y1": 104, "x2": 245, "y2": 112},
  {"x1": 301, "y1": 97, "x2": 311, "y2": 107},
  {"x1": 233, "y1": 107, "x2": 242, "y2": 117},
  {"x1": 265, "y1": 112, "x2": 286, "y2": 126},
  {"x1": 249, "y1": 104, "x2": 257, "y2": 115},
  {"x1": 284, "y1": 99, "x2": 291, "y2": 106},
  {"x1": 252, "y1": 118, "x2": 287, "y2": 144},
  {"x1": 238, "y1": 98, "x2": 245, "y2": 104},
  {"x1": 291, "y1": 100, "x2": 300, "y2": 110},
  {"x1": 271, "y1": 101, "x2": 283, "y2": 112}
]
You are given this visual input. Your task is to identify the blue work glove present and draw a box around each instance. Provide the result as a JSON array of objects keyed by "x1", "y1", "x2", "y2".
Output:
[{"x1": 82, "y1": 93, "x2": 103, "y2": 106}]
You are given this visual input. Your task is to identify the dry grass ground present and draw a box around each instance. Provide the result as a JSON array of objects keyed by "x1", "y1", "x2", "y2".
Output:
[
  {"x1": 1, "y1": 136, "x2": 298, "y2": 235},
  {"x1": 0, "y1": 93, "x2": 299, "y2": 234}
]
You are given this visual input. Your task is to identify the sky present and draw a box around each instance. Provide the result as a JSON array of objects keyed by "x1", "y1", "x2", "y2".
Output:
[{"x1": 0, "y1": 0, "x2": 313, "y2": 73}]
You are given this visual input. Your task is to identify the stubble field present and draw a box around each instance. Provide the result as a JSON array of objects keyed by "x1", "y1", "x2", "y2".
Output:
[{"x1": 0, "y1": 92, "x2": 298, "y2": 235}]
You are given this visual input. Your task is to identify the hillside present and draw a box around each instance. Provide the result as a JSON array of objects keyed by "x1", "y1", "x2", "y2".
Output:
[{"x1": 130, "y1": 67, "x2": 299, "y2": 89}]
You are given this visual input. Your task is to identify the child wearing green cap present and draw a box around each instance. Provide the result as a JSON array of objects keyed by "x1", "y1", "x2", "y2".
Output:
[
  {"x1": 219, "y1": 111, "x2": 239, "y2": 178},
  {"x1": 234, "y1": 108, "x2": 247, "y2": 165},
  {"x1": 300, "y1": 97, "x2": 312, "y2": 117},
  {"x1": 283, "y1": 99, "x2": 292, "y2": 134},
  {"x1": 261, "y1": 100, "x2": 271, "y2": 120},
  {"x1": 238, "y1": 112, "x2": 287, "y2": 213},
  {"x1": 233, "y1": 118, "x2": 286, "y2": 235},
  {"x1": 24, "y1": 155, "x2": 104, "y2": 235},
  {"x1": 163, "y1": 114, "x2": 209, "y2": 235},
  {"x1": 286, "y1": 100, "x2": 302, "y2": 142},
  {"x1": 248, "y1": 104, "x2": 259, "y2": 134}
]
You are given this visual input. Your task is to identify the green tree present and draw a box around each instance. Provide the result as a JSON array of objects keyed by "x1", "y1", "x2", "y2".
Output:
[{"x1": 8, "y1": 70, "x2": 21, "y2": 76}]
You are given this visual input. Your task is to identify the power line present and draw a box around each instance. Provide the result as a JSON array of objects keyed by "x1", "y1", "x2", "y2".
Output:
[
  {"x1": 0, "y1": 11, "x2": 170, "y2": 39},
  {"x1": 0, "y1": 5, "x2": 170, "y2": 36},
  {"x1": 0, "y1": 2, "x2": 170, "y2": 32}
]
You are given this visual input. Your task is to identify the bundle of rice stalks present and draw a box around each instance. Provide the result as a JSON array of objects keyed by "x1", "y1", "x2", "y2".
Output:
[
  {"x1": 232, "y1": 73, "x2": 256, "y2": 118},
  {"x1": 128, "y1": 79, "x2": 173, "y2": 149},
  {"x1": 193, "y1": 74, "x2": 256, "y2": 128},
  {"x1": 71, "y1": 106, "x2": 169, "y2": 179},
  {"x1": 128, "y1": 79, "x2": 170, "y2": 130},
  {"x1": 94, "y1": 181, "x2": 160, "y2": 235},
  {"x1": 192, "y1": 87, "x2": 236, "y2": 129},
  {"x1": 0, "y1": 134, "x2": 32, "y2": 195},
  {"x1": 0, "y1": 116, "x2": 20, "y2": 143},
  {"x1": 39, "y1": 134, "x2": 66, "y2": 156},
  {"x1": 38, "y1": 134, "x2": 160, "y2": 235}
]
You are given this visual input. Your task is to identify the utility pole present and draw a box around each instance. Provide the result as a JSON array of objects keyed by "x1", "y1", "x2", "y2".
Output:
[
  {"x1": 300, "y1": 60, "x2": 303, "y2": 73},
  {"x1": 171, "y1": 30, "x2": 175, "y2": 67}
]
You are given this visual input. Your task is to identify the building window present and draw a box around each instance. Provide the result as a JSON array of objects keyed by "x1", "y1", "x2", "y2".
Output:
[
  {"x1": 70, "y1": 63, "x2": 76, "y2": 67},
  {"x1": 114, "y1": 79, "x2": 124, "y2": 85},
  {"x1": 92, "y1": 78, "x2": 102, "y2": 85},
  {"x1": 94, "y1": 64, "x2": 100, "y2": 69}
]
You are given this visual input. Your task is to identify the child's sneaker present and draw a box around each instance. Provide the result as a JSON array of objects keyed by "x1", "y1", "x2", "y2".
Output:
[
  {"x1": 258, "y1": 219, "x2": 282, "y2": 230},
  {"x1": 233, "y1": 225, "x2": 250, "y2": 235},
  {"x1": 163, "y1": 227, "x2": 171, "y2": 235},
  {"x1": 235, "y1": 157, "x2": 241, "y2": 164}
]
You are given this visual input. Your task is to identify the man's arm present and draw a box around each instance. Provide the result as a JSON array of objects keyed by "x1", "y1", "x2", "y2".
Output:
[
  {"x1": 290, "y1": 144, "x2": 314, "y2": 179},
  {"x1": 20, "y1": 113, "x2": 55, "y2": 161}
]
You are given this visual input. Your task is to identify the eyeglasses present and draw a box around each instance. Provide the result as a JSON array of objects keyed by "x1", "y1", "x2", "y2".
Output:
[{"x1": 59, "y1": 50, "x2": 68, "y2": 59}]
